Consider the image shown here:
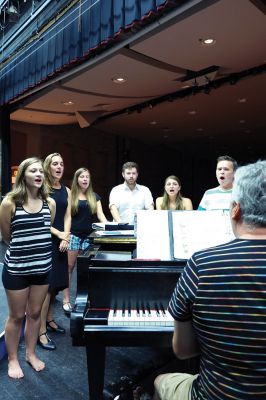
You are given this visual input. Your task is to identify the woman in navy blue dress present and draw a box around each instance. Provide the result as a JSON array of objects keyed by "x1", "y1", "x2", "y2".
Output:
[{"x1": 38, "y1": 153, "x2": 71, "y2": 350}]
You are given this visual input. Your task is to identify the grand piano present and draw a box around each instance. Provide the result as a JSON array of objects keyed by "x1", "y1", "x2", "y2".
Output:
[{"x1": 70, "y1": 239, "x2": 186, "y2": 400}]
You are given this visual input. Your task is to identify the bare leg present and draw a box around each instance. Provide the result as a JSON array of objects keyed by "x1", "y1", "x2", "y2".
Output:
[
  {"x1": 46, "y1": 291, "x2": 65, "y2": 332},
  {"x1": 46, "y1": 290, "x2": 55, "y2": 324},
  {"x1": 25, "y1": 284, "x2": 49, "y2": 371},
  {"x1": 5, "y1": 288, "x2": 29, "y2": 379},
  {"x1": 39, "y1": 291, "x2": 51, "y2": 345},
  {"x1": 62, "y1": 250, "x2": 78, "y2": 304}
]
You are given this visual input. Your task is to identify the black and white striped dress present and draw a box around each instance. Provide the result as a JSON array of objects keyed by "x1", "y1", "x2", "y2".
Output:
[{"x1": 4, "y1": 201, "x2": 52, "y2": 276}]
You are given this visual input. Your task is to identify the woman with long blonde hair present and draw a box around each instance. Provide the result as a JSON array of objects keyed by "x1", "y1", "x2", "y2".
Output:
[
  {"x1": 38, "y1": 153, "x2": 71, "y2": 350},
  {"x1": 0, "y1": 157, "x2": 56, "y2": 378},
  {"x1": 156, "y1": 175, "x2": 193, "y2": 210},
  {"x1": 62, "y1": 167, "x2": 107, "y2": 312}
]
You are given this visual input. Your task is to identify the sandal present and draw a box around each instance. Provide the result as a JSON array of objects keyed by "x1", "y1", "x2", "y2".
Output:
[
  {"x1": 46, "y1": 319, "x2": 65, "y2": 334},
  {"x1": 62, "y1": 301, "x2": 73, "y2": 314},
  {"x1": 38, "y1": 332, "x2": 56, "y2": 350}
]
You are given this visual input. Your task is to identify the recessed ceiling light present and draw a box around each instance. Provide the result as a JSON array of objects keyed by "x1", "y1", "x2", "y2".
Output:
[
  {"x1": 188, "y1": 110, "x2": 197, "y2": 115},
  {"x1": 196, "y1": 128, "x2": 204, "y2": 132},
  {"x1": 62, "y1": 101, "x2": 74, "y2": 106},
  {"x1": 150, "y1": 121, "x2": 157, "y2": 125},
  {"x1": 238, "y1": 98, "x2": 247, "y2": 103},
  {"x1": 199, "y1": 38, "x2": 216, "y2": 46},
  {"x1": 112, "y1": 77, "x2": 126, "y2": 84},
  {"x1": 239, "y1": 119, "x2": 246, "y2": 124},
  {"x1": 162, "y1": 127, "x2": 173, "y2": 133}
]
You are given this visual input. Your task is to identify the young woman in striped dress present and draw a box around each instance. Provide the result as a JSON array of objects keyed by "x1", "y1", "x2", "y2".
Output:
[{"x1": 0, "y1": 157, "x2": 56, "y2": 379}]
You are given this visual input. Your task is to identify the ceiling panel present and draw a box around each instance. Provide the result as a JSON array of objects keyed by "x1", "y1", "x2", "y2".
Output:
[{"x1": 10, "y1": 0, "x2": 266, "y2": 149}]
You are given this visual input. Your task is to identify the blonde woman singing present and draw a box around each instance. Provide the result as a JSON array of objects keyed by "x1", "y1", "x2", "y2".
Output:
[
  {"x1": 62, "y1": 167, "x2": 107, "y2": 313},
  {"x1": 0, "y1": 157, "x2": 55, "y2": 378}
]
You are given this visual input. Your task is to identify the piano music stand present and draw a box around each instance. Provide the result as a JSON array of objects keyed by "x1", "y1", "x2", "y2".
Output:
[{"x1": 89, "y1": 232, "x2": 137, "y2": 252}]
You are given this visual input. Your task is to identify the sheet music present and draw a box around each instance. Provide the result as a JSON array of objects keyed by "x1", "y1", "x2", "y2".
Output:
[
  {"x1": 136, "y1": 210, "x2": 171, "y2": 260},
  {"x1": 172, "y1": 210, "x2": 235, "y2": 259}
]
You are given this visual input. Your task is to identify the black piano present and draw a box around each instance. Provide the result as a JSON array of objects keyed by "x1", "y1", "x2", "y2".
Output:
[{"x1": 70, "y1": 247, "x2": 186, "y2": 400}]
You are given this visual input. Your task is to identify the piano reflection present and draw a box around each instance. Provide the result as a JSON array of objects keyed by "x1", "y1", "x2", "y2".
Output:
[{"x1": 70, "y1": 248, "x2": 186, "y2": 400}]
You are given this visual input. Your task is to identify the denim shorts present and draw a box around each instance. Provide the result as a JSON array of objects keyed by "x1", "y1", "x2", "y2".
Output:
[{"x1": 69, "y1": 234, "x2": 91, "y2": 251}]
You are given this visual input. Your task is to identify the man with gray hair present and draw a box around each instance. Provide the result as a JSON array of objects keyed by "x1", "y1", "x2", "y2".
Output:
[{"x1": 153, "y1": 160, "x2": 266, "y2": 400}]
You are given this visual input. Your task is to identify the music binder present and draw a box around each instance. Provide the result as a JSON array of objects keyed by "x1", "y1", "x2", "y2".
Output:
[
  {"x1": 92, "y1": 222, "x2": 134, "y2": 231},
  {"x1": 136, "y1": 210, "x2": 235, "y2": 261}
]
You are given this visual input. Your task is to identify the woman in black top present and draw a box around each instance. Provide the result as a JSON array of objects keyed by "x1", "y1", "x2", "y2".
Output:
[
  {"x1": 38, "y1": 153, "x2": 71, "y2": 350},
  {"x1": 62, "y1": 167, "x2": 107, "y2": 313}
]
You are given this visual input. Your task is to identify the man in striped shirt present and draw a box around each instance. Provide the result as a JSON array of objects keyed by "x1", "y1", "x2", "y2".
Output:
[
  {"x1": 198, "y1": 155, "x2": 238, "y2": 211},
  {"x1": 154, "y1": 160, "x2": 266, "y2": 400}
]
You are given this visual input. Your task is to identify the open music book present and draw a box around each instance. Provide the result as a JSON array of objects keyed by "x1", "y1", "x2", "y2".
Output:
[{"x1": 136, "y1": 210, "x2": 235, "y2": 261}]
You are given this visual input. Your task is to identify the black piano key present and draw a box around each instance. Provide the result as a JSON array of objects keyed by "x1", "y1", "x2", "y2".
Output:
[
  {"x1": 160, "y1": 302, "x2": 166, "y2": 315},
  {"x1": 154, "y1": 303, "x2": 160, "y2": 317},
  {"x1": 146, "y1": 302, "x2": 151, "y2": 316},
  {"x1": 136, "y1": 302, "x2": 140, "y2": 316}
]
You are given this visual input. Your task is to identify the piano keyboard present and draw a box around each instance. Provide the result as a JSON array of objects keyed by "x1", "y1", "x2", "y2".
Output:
[
  {"x1": 108, "y1": 308, "x2": 174, "y2": 327},
  {"x1": 84, "y1": 303, "x2": 174, "y2": 328}
]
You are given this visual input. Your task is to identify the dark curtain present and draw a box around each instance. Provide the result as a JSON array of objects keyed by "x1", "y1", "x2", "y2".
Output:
[
  {"x1": 0, "y1": 105, "x2": 11, "y2": 195},
  {"x1": 0, "y1": 0, "x2": 179, "y2": 105}
]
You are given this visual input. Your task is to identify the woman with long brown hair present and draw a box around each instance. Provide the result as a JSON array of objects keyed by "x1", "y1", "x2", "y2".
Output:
[
  {"x1": 0, "y1": 157, "x2": 56, "y2": 378},
  {"x1": 156, "y1": 175, "x2": 193, "y2": 211}
]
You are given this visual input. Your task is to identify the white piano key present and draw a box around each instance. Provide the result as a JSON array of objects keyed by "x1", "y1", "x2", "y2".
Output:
[
  {"x1": 115, "y1": 309, "x2": 124, "y2": 326},
  {"x1": 108, "y1": 309, "x2": 116, "y2": 326}
]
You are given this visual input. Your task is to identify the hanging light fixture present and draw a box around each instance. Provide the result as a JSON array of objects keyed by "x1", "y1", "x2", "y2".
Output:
[{"x1": 6, "y1": 2, "x2": 19, "y2": 21}]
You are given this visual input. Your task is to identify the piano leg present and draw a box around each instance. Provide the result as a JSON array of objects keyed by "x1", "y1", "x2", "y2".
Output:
[{"x1": 86, "y1": 344, "x2": 106, "y2": 400}]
